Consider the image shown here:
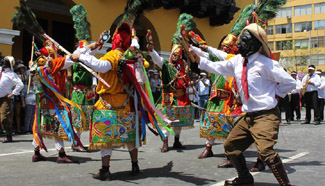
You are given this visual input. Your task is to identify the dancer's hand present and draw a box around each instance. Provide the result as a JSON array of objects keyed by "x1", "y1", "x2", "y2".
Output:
[
  {"x1": 70, "y1": 53, "x2": 80, "y2": 62},
  {"x1": 146, "y1": 44, "x2": 154, "y2": 52}
]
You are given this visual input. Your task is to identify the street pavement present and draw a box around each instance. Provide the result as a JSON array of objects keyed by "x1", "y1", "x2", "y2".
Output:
[{"x1": 0, "y1": 111, "x2": 324, "y2": 186}]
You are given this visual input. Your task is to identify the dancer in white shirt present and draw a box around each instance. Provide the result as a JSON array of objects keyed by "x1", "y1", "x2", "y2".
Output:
[
  {"x1": 188, "y1": 23, "x2": 294, "y2": 186},
  {"x1": 316, "y1": 69, "x2": 325, "y2": 123}
]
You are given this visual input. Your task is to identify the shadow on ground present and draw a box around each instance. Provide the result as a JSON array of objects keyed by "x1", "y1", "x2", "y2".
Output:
[{"x1": 91, "y1": 161, "x2": 216, "y2": 185}]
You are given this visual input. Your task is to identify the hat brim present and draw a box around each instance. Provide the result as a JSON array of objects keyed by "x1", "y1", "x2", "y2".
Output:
[
  {"x1": 308, "y1": 67, "x2": 315, "y2": 70},
  {"x1": 240, "y1": 23, "x2": 271, "y2": 59}
]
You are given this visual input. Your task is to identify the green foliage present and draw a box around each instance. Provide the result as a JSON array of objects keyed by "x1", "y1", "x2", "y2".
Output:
[
  {"x1": 70, "y1": 4, "x2": 90, "y2": 41},
  {"x1": 172, "y1": 13, "x2": 196, "y2": 44}
]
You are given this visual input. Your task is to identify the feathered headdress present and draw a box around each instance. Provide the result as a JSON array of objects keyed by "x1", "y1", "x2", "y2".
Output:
[
  {"x1": 12, "y1": 0, "x2": 45, "y2": 43},
  {"x1": 172, "y1": 13, "x2": 196, "y2": 45},
  {"x1": 70, "y1": 4, "x2": 90, "y2": 41},
  {"x1": 111, "y1": 0, "x2": 149, "y2": 51},
  {"x1": 229, "y1": 0, "x2": 287, "y2": 36}
]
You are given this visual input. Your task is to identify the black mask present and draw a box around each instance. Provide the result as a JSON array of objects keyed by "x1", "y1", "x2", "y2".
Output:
[{"x1": 237, "y1": 30, "x2": 262, "y2": 58}]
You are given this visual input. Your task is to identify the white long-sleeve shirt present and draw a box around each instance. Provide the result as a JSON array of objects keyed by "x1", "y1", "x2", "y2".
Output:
[
  {"x1": 148, "y1": 49, "x2": 164, "y2": 68},
  {"x1": 0, "y1": 68, "x2": 24, "y2": 98},
  {"x1": 71, "y1": 46, "x2": 113, "y2": 73},
  {"x1": 190, "y1": 45, "x2": 228, "y2": 60},
  {"x1": 318, "y1": 76, "x2": 325, "y2": 99},
  {"x1": 301, "y1": 73, "x2": 321, "y2": 92},
  {"x1": 291, "y1": 78, "x2": 302, "y2": 94},
  {"x1": 199, "y1": 52, "x2": 296, "y2": 112}
]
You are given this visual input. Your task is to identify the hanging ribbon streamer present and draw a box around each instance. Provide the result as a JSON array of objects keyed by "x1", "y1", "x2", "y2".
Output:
[
  {"x1": 134, "y1": 91, "x2": 140, "y2": 148},
  {"x1": 124, "y1": 64, "x2": 175, "y2": 137},
  {"x1": 32, "y1": 94, "x2": 48, "y2": 152}
]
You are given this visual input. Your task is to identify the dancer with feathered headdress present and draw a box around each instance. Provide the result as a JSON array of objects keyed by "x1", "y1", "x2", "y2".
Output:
[{"x1": 147, "y1": 13, "x2": 196, "y2": 153}]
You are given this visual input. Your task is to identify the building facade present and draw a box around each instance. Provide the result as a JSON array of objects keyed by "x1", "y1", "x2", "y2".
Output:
[
  {"x1": 0, "y1": 0, "x2": 252, "y2": 64},
  {"x1": 266, "y1": 0, "x2": 325, "y2": 73}
]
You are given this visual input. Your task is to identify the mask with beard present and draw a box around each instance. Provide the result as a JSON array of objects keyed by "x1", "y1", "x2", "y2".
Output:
[{"x1": 237, "y1": 30, "x2": 262, "y2": 58}]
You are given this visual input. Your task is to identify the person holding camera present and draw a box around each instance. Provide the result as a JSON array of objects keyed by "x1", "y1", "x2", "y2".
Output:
[{"x1": 196, "y1": 72, "x2": 210, "y2": 117}]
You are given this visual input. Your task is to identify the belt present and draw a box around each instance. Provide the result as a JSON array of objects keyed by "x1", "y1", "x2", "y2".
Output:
[{"x1": 246, "y1": 107, "x2": 278, "y2": 117}]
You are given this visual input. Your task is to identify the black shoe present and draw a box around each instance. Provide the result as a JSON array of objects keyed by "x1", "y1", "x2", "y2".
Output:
[
  {"x1": 286, "y1": 120, "x2": 291, "y2": 124},
  {"x1": 315, "y1": 121, "x2": 321, "y2": 125},
  {"x1": 301, "y1": 121, "x2": 310, "y2": 124},
  {"x1": 93, "y1": 168, "x2": 111, "y2": 181},
  {"x1": 131, "y1": 161, "x2": 140, "y2": 175}
]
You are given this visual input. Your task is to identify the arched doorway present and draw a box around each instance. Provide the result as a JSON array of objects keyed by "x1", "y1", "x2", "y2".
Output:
[{"x1": 12, "y1": 0, "x2": 76, "y2": 66}]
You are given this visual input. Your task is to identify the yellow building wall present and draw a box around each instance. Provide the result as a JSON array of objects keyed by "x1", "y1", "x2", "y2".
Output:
[
  {"x1": 72, "y1": 0, "x2": 253, "y2": 51},
  {"x1": 0, "y1": 0, "x2": 20, "y2": 56},
  {"x1": 1, "y1": 0, "x2": 252, "y2": 57}
]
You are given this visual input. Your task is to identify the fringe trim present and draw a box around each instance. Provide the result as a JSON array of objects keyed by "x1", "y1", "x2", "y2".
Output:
[
  {"x1": 88, "y1": 142, "x2": 143, "y2": 150},
  {"x1": 170, "y1": 125, "x2": 195, "y2": 130},
  {"x1": 200, "y1": 134, "x2": 227, "y2": 141},
  {"x1": 75, "y1": 128, "x2": 89, "y2": 133},
  {"x1": 41, "y1": 134, "x2": 69, "y2": 141}
]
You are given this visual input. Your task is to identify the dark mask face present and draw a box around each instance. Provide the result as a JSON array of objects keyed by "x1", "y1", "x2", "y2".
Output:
[{"x1": 237, "y1": 30, "x2": 262, "y2": 58}]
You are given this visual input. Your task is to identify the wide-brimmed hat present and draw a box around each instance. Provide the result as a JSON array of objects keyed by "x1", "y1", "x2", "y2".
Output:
[{"x1": 239, "y1": 23, "x2": 271, "y2": 58}]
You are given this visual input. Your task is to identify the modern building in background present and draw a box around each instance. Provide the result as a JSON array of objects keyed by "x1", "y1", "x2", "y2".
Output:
[{"x1": 266, "y1": 0, "x2": 325, "y2": 73}]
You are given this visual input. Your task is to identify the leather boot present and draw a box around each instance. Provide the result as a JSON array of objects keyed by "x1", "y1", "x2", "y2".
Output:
[
  {"x1": 266, "y1": 155, "x2": 291, "y2": 186},
  {"x1": 198, "y1": 145, "x2": 213, "y2": 159},
  {"x1": 250, "y1": 157, "x2": 265, "y2": 172},
  {"x1": 131, "y1": 161, "x2": 140, "y2": 175},
  {"x1": 161, "y1": 138, "x2": 168, "y2": 152},
  {"x1": 224, "y1": 154, "x2": 254, "y2": 186},
  {"x1": 32, "y1": 150, "x2": 46, "y2": 162},
  {"x1": 57, "y1": 152, "x2": 73, "y2": 163},
  {"x1": 93, "y1": 166, "x2": 111, "y2": 181},
  {"x1": 72, "y1": 144, "x2": 87, "y2": 152},
  {"x1": 173, "y1": 136, "x2": 183, "y2": 148},
  {"x1": 218, "y1": 157, "x2": 234, "y2": 168}
]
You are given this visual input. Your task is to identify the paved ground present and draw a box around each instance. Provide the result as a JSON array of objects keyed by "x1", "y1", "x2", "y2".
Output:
[{"x1": 0, "y1": 111, "x2": 324, "y2": 186}]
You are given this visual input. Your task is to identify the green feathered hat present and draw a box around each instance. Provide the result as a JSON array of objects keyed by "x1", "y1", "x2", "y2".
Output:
[
  {"x1": 70, "y1": 4, "x2": 90, "y2": 41},
  {"x1": 229, "y1": 0, "x2": 287, "y2": 36}
]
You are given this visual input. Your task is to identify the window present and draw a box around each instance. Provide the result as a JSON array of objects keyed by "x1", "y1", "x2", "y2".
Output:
[
  {"x1": 267, "y1": 26, "x2": 274, "y2": 35},
  {"x1": 276, "y1": 24, "x2": 292, "y2": 34},
  {"x1": 279, "y1": 57, "x2": 293, "y2": 67},
  {"x1": 276, "y1": 7, "x2": 292, "y2": 18},
  {"x1": 311, "y1": 37, "x2": 325, "y2": 48},
  {"x1": 315, "y1": 3, "x2": 325, "y2": 14},
  {"x1": 268, "y1": 42, "x2": 274, "y2": 51},
  {"x1": 276, "y1": 40, "x2": 292, "y2": 50},
  {"x1": 295, "y1": 39, "x2": 309, "y2": 49},
  {"x1": 294, "y1": 5, "x2": 312, "y2": 16},
  {"x1": 315, "y1": 20, "x2": 325, "y2": 30},
  {"x1": 311, "y1": 55, "x2": 325, "y2": 65},
  {"x1": 294, "y1": 22, "x2": 312, "y2": 32},
  {"x1": 295, "y1": 56, "x2": 310, "y2": 66}
]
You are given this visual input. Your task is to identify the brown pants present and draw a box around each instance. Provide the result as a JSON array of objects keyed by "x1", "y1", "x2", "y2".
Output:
[
  {"x1": 224, "y1": 107, "x2": 280, "y2": 162},
  {"x1": 0, "y1": 97, "x2": 12, "y2": 138}
]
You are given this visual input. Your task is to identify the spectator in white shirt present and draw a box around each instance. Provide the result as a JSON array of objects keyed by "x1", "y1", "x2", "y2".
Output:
[
  {"x1": 188, "y1": 23, "x2": 294, "y2": 186},
  {"x1": 0, "y1": 56, "x2": 24, "y2": 143},
  {"x1": 289, "y1": 71, "x2": 302, "y2": 121},
  {"x1": 301, "y1": 65, "x2": 321, "y2": 124},
  {"x1": 196, "y1": 72, "x2": 210, "y2": 117},
  {"x1": 316, "y1": 69, "x2": 325, "y2": 123}
]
